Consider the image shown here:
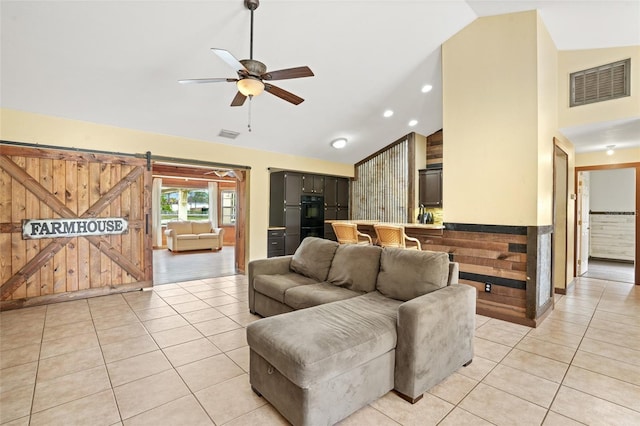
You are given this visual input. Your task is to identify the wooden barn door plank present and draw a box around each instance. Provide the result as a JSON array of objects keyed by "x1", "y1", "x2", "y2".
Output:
[{"x1": 1, "y1": 153, "x2": 147, "y2": 300}]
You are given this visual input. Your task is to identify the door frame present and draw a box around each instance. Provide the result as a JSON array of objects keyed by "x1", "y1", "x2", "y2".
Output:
[
  {"x1": 576, "y1": 171, "x2": 590, "y2": 277},
  {"x1": 574, "y1": 162, "x2": 640, "y2": 285},
  {"x1": 149, "y1": 154, "x2": 250, "y2": 275},
  {"x1": 553, "y1": 144, "x2": 569, "y2": 292}
]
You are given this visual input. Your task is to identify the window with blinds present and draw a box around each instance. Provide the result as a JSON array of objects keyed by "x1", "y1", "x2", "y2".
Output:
[{"x1": 570, "y1": 58, "x2": 630, "y2": 107}]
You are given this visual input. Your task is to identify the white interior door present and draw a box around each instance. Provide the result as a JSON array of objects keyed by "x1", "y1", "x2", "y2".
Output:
[{"x1": 577, "y1": 172, "x2": 590, "y2": 275}]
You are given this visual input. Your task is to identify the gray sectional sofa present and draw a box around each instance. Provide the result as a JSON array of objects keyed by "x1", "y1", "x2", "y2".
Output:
[{"x1": 247, "y1": 237, "x2": 476, "y2": 426}]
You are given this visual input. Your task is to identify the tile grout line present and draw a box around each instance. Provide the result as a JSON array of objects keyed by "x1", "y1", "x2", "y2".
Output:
[{"x1": 540, "y1": 278, "x2": 606, "y2": 425}]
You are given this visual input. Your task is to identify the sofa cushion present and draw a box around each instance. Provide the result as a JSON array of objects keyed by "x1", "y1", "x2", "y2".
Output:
[
  {"x1": 176, "y1": 234, "x2": 198, "y2": 240},
  {"x1": 327, "y1": 244, "x2": 382, "y2": 293},
  {"x1": 284, "y1": 282, "x2": 362, "y2": 310},
  {"x1": 191, "y1": 221, "x2": 212, "y2": 234},
  {"x1": 198, "y1": 233, "x2": 218, "y2": 240},
  {"x1": 254, "y1": 273, "x2": 318, "y2": 303},
  {"x1": 168, "y1": 221, "x2": 192, "y2": 234},
  {"x1": 247, "y1": 291, "x2": 402, "y2": 387},
  {"x1": 290, "y1": 237, "x2": 339, "y2": 282},
  {"x1": 377, "y1": 248, "x2": 450, "y2": 302}
]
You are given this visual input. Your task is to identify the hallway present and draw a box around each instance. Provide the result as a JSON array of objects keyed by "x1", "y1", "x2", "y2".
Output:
[
  {"x1": 582, "y1": 259, "x2": 635, "y2": 284},
  {"x1": 153, "y1": 247, "x2": 237, "y2": 285}
]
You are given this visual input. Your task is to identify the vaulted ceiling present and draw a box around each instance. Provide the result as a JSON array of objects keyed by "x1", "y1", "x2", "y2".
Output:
[{"x1": 2, "y1": 1, "x2": 639, "y2": 164}]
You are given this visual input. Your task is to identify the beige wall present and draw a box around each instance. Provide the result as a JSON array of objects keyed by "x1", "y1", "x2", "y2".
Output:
[
  {"x1": 576, "y1": 147, "x2": 640, "y2": 167},
  {"x1": 558, "y1": 46, "x2": 640, "y2": 128},
  {"x1": 0, "y1": 109, "x2": 354, "y2": 264},
  {"x1": 536, "y1": 13, "x2": 559, "y2": 226},
  {"x1": 443, "y1": 11, "x2": 545, "y2": 226}
]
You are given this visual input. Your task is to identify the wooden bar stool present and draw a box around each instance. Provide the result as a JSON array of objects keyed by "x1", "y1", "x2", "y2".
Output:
[
  {"x1": 373, "y1": 224, "x2": 421, "y2": 250},
  {"x1": 331, "y1": 222, "x2": 373, "y2": 245}
]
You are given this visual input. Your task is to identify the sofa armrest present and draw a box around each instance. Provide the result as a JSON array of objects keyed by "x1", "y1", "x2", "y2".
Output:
[
  {"x1": 248, "y1": 256, "x2": 293, "y2": 313},
  {"x1": 448, "y1": 262, "x2": 459, "y2": 285},
  {"x1": 164, "y1": 229, "x2": 175, "y2": 237},
  {"x1": 394, "y1": 284, "x2": 475, "y2": 401}
]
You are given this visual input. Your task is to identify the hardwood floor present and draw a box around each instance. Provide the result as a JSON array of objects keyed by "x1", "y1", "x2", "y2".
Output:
[
  {"x1": 582, "y1": 259, "x2": 635, "y2": 284},
  {"x1": 153, "y1": 246, "x2": 237, "y2": 285}
]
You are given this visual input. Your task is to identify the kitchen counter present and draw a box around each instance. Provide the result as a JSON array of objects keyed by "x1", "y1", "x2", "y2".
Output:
[{"x1": 325, "y1": 220, "x2": 444, "y2": 230}]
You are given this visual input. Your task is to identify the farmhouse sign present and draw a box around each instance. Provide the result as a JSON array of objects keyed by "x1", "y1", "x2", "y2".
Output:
[{"x1": 23, "y1": 218, "x2": 129, "y2": 240}]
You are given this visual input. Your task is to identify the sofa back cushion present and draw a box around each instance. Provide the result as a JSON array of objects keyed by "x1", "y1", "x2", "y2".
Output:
[
  {"x1": 167, "y1": 221, "x2": 192, "y2": 235},
  {"x1": 327, "y1": 244, "x2": 382, "y2": 293},
  {"x1": 291, "y1": 237, "x2": 339, "y2": 282},
  {"x1": 191, "y1": 221, "x2": 212, "y2": 234},
  {"x1": 377, "y1": 248, "x2": 450, "y2": 301}
]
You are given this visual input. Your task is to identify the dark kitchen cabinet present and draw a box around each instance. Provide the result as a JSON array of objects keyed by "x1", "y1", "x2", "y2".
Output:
[
  {"x1": 270, "y1": 171, "x2": 350, "y2": 253},
  {"x1": 325, "y1": 206, "x2": 349, "y2": 220},
  {"x1": 270, "y1": 171, "x2": 303, "y2": 254},
  {"x1": 419, "y1": 169, "x2": 442, "y2": 207},
  {"x1": 270, "y1": 172, "x2": 302, "y2": 227},
  {"x1": 301, "y1": 174, "x2": 324, "y2": 194},
  {"x1": 324, "y1": 177, "x2": 349, "y2": 208},
  {"x1": 284, "y1": 206, "x2": 301, "y2": 255},
  {"x1": 324, "y1": 177, "x2": 337, "y2": 206},
  {"x1": 336, "y1": 178, "x2": 349, "y2": 207},
  {"x1": 285, "y1": 173, "x2": 303, "y2": 203},
  {"x1": 336, "y1": 207, "x2": 349, "y2": 220},
  {"x1": 267, "y1": 229, "x2": 285, "y2": 258}
]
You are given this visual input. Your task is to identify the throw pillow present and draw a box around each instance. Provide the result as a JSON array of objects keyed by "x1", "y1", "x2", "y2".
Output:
[
  {"x1": 192, "y1": 221, "x2": 212, "y2": 234},
  {"x1": 327, "y1": 244, "x2": 382, "y2": 293},
  {"x1": 291, "y1": 237, "x2": 339, "y2": 282},
  {"x1": 377, "y1": 248, "x2": 449, "y2": 301}
]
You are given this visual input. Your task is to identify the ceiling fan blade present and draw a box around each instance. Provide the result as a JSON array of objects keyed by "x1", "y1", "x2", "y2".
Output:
[
  {"x1": 231, "y1": 91, "x2": 247, "y2": 107},
  {"x1": 262, "y1": 66, "x2": 314, "y2": 81},
  {"x1": 264, "y1": 83, "x2": 304, "y2": 105},
  {"x1": 178, "y1": 78, "x2": 237, "y2": 84},
  {"x1": 212, "y1": 48, "x2": 248, "y2": 73}
]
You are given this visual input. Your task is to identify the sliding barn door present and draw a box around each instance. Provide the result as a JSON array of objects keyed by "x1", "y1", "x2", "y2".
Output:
[{"x1": 0, "y1": 145, "x2": 152, "y2": 309}]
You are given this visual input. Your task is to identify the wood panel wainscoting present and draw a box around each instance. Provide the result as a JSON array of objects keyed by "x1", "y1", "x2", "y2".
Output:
[
  {"x1": 0, "y1": 143, "x2": 153, "y2": 310},
  {"x1": 421, "y1": 224, "x2": 553, "y2": 327},
  {"x1": 358, "y1": 222, "x2": 554, "y2": 327}
]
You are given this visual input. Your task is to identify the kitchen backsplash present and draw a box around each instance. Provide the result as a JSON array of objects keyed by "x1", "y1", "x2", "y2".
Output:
[{"x1": 414, "y1": 207, "x2": 443, "y2": 225}]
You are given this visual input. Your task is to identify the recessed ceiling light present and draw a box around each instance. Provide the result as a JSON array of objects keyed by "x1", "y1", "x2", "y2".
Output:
[
  {"x1": 408, "y1": 119, "x2": 418, "y2": 127},
  {"x1": 331, "y1": 138, "x2": 348, "y2": 149},
  {"x1": 421, "y1": 84, "x2": 433, "y2": 93},
  {"x1": 383, "y1": 109, "x2": 394, "y2": 118}
]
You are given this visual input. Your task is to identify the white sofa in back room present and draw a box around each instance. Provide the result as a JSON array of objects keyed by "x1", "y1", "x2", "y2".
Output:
[{"x1": 164, "y1": 220, "x2": 224, "y2": 252}]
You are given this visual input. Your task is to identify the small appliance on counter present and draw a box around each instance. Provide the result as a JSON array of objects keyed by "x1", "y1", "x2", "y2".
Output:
[{"x1": 417, "y1": 205, "x2": 434, "y2": 224}]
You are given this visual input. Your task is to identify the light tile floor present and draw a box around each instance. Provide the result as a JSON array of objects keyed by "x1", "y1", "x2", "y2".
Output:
[{"x1": 1, "y1": 275, "x2": 639, "y2": 425}]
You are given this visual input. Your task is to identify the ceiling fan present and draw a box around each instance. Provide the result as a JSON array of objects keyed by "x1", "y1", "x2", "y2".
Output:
[{"x1": 179, "y1": 0, "x2": 314, "y2": 106}]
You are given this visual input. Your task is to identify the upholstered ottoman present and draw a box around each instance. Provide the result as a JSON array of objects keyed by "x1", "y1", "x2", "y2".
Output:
[{"x1": 246, "y1": 292, "x2": 402, "y2": 426}]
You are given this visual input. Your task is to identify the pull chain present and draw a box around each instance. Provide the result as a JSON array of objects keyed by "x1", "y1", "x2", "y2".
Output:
[{"x1": 247, "y1": 94, "x2": 253, "y2": 132}]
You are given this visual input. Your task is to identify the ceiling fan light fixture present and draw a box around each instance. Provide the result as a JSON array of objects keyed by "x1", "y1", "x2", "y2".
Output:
[
  {"x1": 606, "y1": 144, "x2": 616, "y2": 155},
  {"x1": 331, "y1": 138, "x2": 348, "y2": 149},
  {"x1": 237, "y1": 77, "x2": 265, "y2": 96}
]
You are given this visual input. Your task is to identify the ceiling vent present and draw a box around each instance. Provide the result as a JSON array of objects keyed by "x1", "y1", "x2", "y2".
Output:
[
  {"x1": 570, "y1": 58, "x2": 630, "y2": 107},
  {"x1": 218, "y1": 129, "x2": 240, "y2": 139}
]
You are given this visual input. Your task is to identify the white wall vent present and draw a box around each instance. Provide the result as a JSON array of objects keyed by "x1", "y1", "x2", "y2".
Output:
[
  {"x1": 218, "y1": 129, "x2": 240, "y2": 139},
  {"x1": 570, "y1": 58, "x2": 630, "y2": 107}
]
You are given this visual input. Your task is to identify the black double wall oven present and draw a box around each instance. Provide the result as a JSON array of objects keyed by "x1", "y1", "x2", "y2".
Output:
[{"x1": 300, "y1": 195, "x2": 324, "y2": 240}]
